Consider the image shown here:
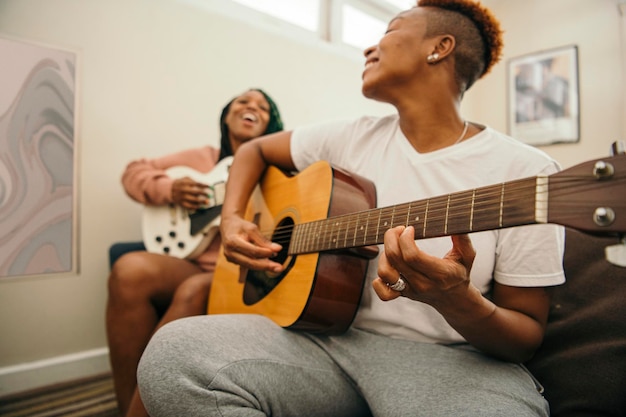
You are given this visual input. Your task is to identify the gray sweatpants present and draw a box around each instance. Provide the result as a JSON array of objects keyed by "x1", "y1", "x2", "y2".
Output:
[{"x1": 137, "y1": 314, "x2": 549, "y2": 417}]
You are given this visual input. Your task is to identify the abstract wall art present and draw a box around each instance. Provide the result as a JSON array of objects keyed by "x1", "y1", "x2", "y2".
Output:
[
  {"x1": 0, "y1": 36, "x2": 78, "y2": 279},
  {"x1": 508, "y1": 45, "x2": 580, "y2": 146}
]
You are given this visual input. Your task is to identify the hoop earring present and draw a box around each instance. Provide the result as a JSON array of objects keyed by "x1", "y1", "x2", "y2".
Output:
[{"x1": 427, "y1": 53, "x2": 439, "y2": 63}]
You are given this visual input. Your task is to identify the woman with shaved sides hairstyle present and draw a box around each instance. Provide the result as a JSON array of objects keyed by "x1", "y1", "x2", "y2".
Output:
[{"x1": 138, "y1": 2, "x2": 563, "y2": 416}]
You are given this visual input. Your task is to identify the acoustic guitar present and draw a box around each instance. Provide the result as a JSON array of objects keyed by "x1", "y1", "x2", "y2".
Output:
[
  {"x1": 208, "y1": 154, "x2": 626, "y2": 334},
  {"x1": 142, "y1": 156, "x2": 233, "y2": 259}
]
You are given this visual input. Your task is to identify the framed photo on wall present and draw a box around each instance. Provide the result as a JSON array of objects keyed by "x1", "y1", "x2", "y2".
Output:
[
  {"x1": 0, "y1": 36, "x2": 79, "y2": 279},
  {"x1": 508, "y1": 45, "x2": 579, "y2": 146}
]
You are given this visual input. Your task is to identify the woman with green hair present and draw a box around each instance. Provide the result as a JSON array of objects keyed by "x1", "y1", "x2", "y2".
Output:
[{"x1": 106, "y1": 88, "x2": 283, "y2": 417}]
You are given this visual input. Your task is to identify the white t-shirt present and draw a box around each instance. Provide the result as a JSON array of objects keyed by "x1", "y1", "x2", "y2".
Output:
[{"x1": 291, "y1": 114, "x2": 565, "y2": 344}]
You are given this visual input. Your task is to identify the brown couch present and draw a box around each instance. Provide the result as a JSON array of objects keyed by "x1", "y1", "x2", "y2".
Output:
[{"x1": 525, "y1": 228, "x2": 626, "y2": 416}]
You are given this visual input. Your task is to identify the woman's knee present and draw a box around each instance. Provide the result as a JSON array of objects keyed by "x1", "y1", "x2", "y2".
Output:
[
  {"x1": 171, "y1": 274, "x2": 213, "y2": 306},
  {"x1": 108, "y1": 252, "x2": 162, "y2": 298}
]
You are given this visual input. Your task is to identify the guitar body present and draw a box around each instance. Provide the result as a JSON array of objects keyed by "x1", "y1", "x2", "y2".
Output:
[
  {"x1": 142, "y1": 156, "x2": 233, "y2": 259},
  {"x1": 208, "y1": 161, "x2": 378, "y2": 334}
]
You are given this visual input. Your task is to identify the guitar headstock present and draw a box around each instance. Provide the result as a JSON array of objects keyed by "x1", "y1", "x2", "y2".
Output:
[{"x1": 548, "y1": 154, "x2": 626, "y2": 235}]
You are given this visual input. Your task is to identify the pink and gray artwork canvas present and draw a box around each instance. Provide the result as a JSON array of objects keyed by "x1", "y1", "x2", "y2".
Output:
[{"x1": 0, "y1": 37, "x2": 76, "y2": 278}]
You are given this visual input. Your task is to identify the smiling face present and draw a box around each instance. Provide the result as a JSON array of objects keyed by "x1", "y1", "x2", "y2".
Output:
[
  {"x1": 361, "y1": 8, "x2": 433, "y2": 103},
  {"x1": 224, "y1": 90, "x2": 271, "y2": 146}
]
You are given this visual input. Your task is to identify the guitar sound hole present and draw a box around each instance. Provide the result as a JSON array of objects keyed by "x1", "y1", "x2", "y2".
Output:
[{"x1": 243, "y1": 216, "x2": 296, "y2": 306}]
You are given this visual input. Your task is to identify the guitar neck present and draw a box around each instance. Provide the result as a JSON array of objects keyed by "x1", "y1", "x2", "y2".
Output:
[{"x1": 290, "y1": 176, "x2": 543, "y2": 254}]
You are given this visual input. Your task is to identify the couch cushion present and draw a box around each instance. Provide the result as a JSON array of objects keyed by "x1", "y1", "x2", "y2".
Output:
[{"x1": 525, "y1": 228, "x2": 626, "y2": 416}]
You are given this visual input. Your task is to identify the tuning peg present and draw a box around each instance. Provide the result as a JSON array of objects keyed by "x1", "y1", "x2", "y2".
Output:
[
  {"x1": 611, "y1": 140, "x2": 625, "y2": 156},
  {"x1": 593, "y1": 161, "x2": 614, "y2": 179},
  {"x1": 593, "y1": 207, "x2": 616, "y2": 226},
  {"x1": 605, "y1": 237, "x2": 626, "y2": 267}
]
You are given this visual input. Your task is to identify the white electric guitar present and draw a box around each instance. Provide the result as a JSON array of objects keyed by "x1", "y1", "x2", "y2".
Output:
[{"x1": 142, "y1": 156, "x2": 233, "y2": 259}]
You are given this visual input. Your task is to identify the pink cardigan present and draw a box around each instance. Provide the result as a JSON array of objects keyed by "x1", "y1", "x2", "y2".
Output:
[{"x1": 121, "y1": 146, "x2": 222, "y2": 272}]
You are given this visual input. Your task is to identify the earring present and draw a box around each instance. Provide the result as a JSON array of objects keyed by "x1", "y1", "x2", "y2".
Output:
[{"x1": 427, "y1": 52, "x2": 439, "y2": 63}]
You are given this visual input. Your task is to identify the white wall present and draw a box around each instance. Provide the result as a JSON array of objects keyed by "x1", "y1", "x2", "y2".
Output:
[
  {"x1": 0, "y1": 0, "x2": 392, "y2": 395},
  {"x1": 0, "y1": 0, "x2": 624, "y2": 395},
  {"x1": 464, "y1": 0, "x2": 625, "y2": 168}
]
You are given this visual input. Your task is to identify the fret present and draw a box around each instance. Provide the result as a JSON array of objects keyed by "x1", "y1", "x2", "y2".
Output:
[
  {"x1": 446, "y1": 190, "x2": 474, "y2": 235},
  {"x1": 502, "y1": 178, "x2": 538, "y2": 227},
  {"x1": 409, "y1": 201, "x2": 425, "y2": 236},
  {"x1": 306, "y1": 221, "x2": 314, "y2": 252},
  {"x1": 348, "y1": 215, "x2": 354, "y2": 247},
  {"x1": 288, "y1": 224, "x2": 295, "y2": 254},
  {"x1": 425, "y1": 196, "x2": 448, "y2": 237},
  {"x1": 291, "y1": 223, "x2": 298, "y2": 254},
  {"x1": 307, "y1": 220, "x2": 315, "y2": 252},
  {"x1": 316, "y1": 220, "x2": 323, "y2": 252},
  {"x1": 332, "y1": 219, "x2": 340, "y2": 248},
  {"x1": 304, "y1": 222, "x2": 312, "y2": 252},
  {"x1": 311, "y1": 221, "x2": 319, "y2": 251},
  {"x1": 299, "y1": 222, "x2": 308, "y2": 253},
  {"x1": 294, "y1": 222, "x2": 302, "y2": 253},
  {"x1": 444, "y1": 195, "x2": 451, "y2": 235},
  {"x1": 499, "y1": 183, "x2": 505, "y2": 228},
  {"x1": 470, "y1": 189, "x2": 476, "y2": 231},
  {"x1": 470, "y1": 185, "x2": 502, "y2": 232},
  {"x1": 291, "y1": 223, "x2": 300, "y2": 254},
  {"x1": 304, "y1": 221, "x2": 314, "y2": 252},
  {"x1": 322, "y1": 220, "x2": 329, "y2": 250},
  {"x1": 302, "y1": 220, "x2": 309, "y2": 253},
  {"x1": 340, "y1": 218, "x2": 347, "y2": 247},
  {"x1": 375, "y1": 209, "x2": 382, "y2": 244},
  {"x1": 343, "y1": 215, "x2": 350, "y2": 248},
  {"x1": 363, "y1": 210, "x2": 370, "y2": 245},
  {"x1": 423, "y1": 199, "x2": 430, "y2": 237},
  {"x1": 379, "y1": 209, "x2": 389, "y2": 242},
  {"x1": 406, "y1": 202, "x2": 412, "y2": 228}
]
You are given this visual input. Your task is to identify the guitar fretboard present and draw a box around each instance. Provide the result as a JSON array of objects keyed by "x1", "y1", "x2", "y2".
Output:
[{"x1": 289, "y1": 176, "x2": 545, "y2": 254}]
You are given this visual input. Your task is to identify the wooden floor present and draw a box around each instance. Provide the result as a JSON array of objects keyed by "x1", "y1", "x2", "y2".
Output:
[{"x1": 0, "y1": 373, "x2": 120, "y2": 417}]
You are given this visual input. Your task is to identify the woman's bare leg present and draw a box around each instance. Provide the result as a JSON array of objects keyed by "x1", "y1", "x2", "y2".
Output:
[
  {"x1": 106, "y1": 252, "x2": 203, "y2": 416},
  {"x1": 124, "y1": 273, "x2": 214, "y2": 417},
  {"x1": 160, "y1": 273, "x2": 213, "y2": 323}
]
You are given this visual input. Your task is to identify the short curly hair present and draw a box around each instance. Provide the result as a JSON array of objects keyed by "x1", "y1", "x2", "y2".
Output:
[{"x1": 417, "y1": 0, "x2": 504, "y2": 93}]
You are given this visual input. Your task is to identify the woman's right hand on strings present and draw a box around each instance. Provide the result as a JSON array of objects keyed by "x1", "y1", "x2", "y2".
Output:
[
  {"x1": 218, "y1": 130, "x2": 293, "y2": 273},
  {"x1": 171, "y1": 177, "x2": 209, "y2": 210},
  {"x1": 220, "y1": 214, "x2": 284, "y2": 273}
]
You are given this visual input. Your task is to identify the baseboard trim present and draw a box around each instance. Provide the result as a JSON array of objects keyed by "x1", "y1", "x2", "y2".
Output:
[{"x1": 0, "y1": 347, "x2": 111, "y2": 396}]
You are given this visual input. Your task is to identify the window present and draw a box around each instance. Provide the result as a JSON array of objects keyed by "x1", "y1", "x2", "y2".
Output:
[
  {"x1": 341, "y1": 4, "x2": 387, "y2": 50},
  {"x1": 230, "y1": 0, "x2": 320, "y2": 32},
  {"x1": 381, "y1": 0, "x2": 416, "y2": 9},
  {"x1": 225, "y1": 0, "x2": 417, "y2": 53}
]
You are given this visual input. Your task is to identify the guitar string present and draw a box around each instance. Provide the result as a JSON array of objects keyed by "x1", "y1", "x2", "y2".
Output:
[
  {"x1": 262, "y1": 175, "x2": 611, "y2": 237},
  {"x1": 272, "y1": 190, "x2": 620, "y2": 246},
  {"x1": 265, "y1": 176, "x2": 626, "y2": 246},
  {"x1": 258, "y1": 175, "x2": 625, "y2": 249}
]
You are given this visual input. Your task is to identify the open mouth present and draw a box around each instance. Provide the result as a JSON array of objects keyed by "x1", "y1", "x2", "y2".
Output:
[
  {"x1": 364, "y1": 58, "x2": 378, "y2": 70},
  {"x1": 242, "y1": 112, "x2": 258, "y2": 123}
]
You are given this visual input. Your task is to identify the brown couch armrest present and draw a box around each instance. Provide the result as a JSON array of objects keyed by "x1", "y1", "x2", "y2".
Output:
[{"x1": 525, "y1": 228, "x2": 626, "y2": 416}]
